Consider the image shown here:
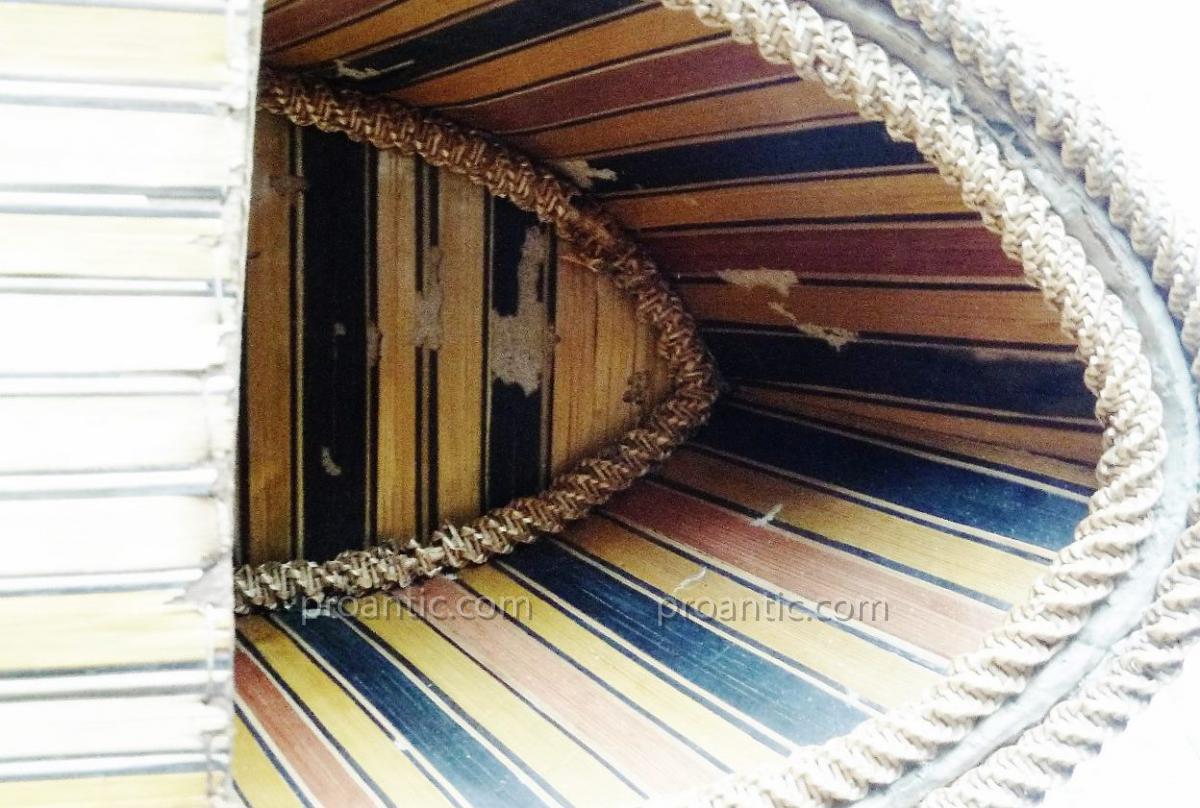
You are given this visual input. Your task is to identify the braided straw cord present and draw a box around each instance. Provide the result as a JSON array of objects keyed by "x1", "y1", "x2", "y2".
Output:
[
  {"x1": 232, "y1": 68, "x2": 719, "y2": 614},
  {"x1": 881, "y1": 2, "x2": 1200, "y2": 805},
  {"x1": 655, "y1": 1, "x2": 1178, "y2": 806}
]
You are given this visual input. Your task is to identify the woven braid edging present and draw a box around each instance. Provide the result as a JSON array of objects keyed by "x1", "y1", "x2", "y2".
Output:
[
  {"x1": 658, "y1": 1, "x2": 1169, "y2": 806},
  {"x1": 873, "y1": 2, "x2": 1200, "y2": 805},
  {"x1": 889, "y1": 0, "x2": 1200, "y2": 351},
  {"x1": 232, "y1": 68, "x2": 719, "y2": 614}
]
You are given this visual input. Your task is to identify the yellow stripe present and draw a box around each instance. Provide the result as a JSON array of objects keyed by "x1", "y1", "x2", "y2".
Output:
[
  {"x1": 233, "y1": 715, "x2": 306, "y2": 808},
  {"x1": 458, "y1": 564, "x2": 779, "y2": 771},
  {"x1": 733, "y1": 387, "x2": 1100, "y2": 482},
  {"x1": 401, "y1": 5, "x2": 712, "y2": 107},
  {"x1": 560, "y1": 520, "x2": 939, "y2": 708},
  {"x1": 681, "y1": 284, "x2": 1071, "y2": 345},
  {"x1": 375, "y1": 150, "x2": 420, "y2": 543},
  {"x1": 244, "y1": 113, "x2": 295, "y2": 565},
  {"x1": 606, "y1": 171, "x2": 966, "y2": 230},
  {"x1": 0, "y1": 772, "x2": 208, "y2": 807},
  {"x1": 0, "y1": 4, "x2": 225, "y2": 84},
  {"x1": 356, "y1": 594, "x2": 641, "y2": 807},
  {"x1": 549, "y1": 255, "x2": 666, "y2": 476},
  {"x1": 663, "y1": 449, "x2": 1046, "y2": 602},
  {"x1": 0, "y1": 590, "x2": 229, "y2": 672},
  {"x1": 237, "y1": 617, "x2": 454, "y2": 808},
  {"x1": 435, "y1": 173, "x2": 487, "y2": 525}
]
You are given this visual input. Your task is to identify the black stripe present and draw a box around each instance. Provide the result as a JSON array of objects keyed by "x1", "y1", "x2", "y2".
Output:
[
  {"x1": 289, "y1": 126, "x2": 301, "y2": 560},
  {"x1": 425, "y1": 167, "x2": 440, "y2": 528},
  {"x1": 639, "y1": 212, "x2": 981, "y2": 233},
  {"x1": 451, "y1": 31, "x2": 731, "y2": 114},
  {"x1": 299, "y1": 127, "x2": 370, "y2": 562},
  {"x1": 336, "y1": 0, "x2": 645, "y2": 92},
  {"x1": 237, "y1": 634, "x2": 397, "y2": 808},
  {"x1": 235, "y1": 704, "x2": 318, "y2": 808},
  {"x1": 733, "y1": 380, "x2": 1102, "y2": 433},
  {"x1": 414, "y1": 163, "x2": 426, "y2": 537},
  {"x1": 541, "y1": 229, "x2": 558, "y2": 486},
  {"x1": 479, "y1": 196, "x2": 494, "y2": 513},
  {"x1": 428, "y1": 352, "x2": 440, "y2": 527},
  {"x1": 702, "y1": 329, "x2": 1095, "y2": 419},
  {"x1": 485, "y1": 200, "x2": 547, "y2": 508},
  {"x1": 583, "y1": 122, "x2": 925, "y2": 194},
  {"x1": 237, "y1": 290, "x2": 250, "y2": 563},
  {"x1": 414, "y1": 346, "x2": 425, "y2": 536}
]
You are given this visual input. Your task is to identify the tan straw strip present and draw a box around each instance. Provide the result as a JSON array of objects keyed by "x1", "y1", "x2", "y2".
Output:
[{"x1": 233, "y1": 68, "x2": 719, "y2": 614}]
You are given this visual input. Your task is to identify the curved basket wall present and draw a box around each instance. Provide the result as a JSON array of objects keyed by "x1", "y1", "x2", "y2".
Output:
[{"x1": 2, "y1": 1, "x2": 1197, "y2": 807}]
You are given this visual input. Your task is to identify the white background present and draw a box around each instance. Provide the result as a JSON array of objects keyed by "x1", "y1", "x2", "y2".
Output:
[{"x1": 979, "y1": 2, "x2": 1199, "y2": 806}]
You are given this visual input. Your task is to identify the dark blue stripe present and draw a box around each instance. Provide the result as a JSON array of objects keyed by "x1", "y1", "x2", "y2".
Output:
[
  {"x1": 678, "y1": 445, "x2": 1056, "y2": 564},
  {"x1": 697, "y1": 404, "x2": 1086, "y2": 549},
  {"x1": 748, "y1": 403, "x2": 1094, "y2": 497},
  {"x1": 703, "y1": 330, "x2": 1096, "y2": 419},
  {"x1": 501, "y1": 542, "x2": 867, "y2": 745},
  {"x1": 338, "y1": 0, "x2": 643, "y2": 91},
  {"x1": 733, "y1": 380, "x2": 1100, "y2": 434},
  {"x1": 586, "y1": 123, "x2": 924, "y2": 194},
  {"x1": 300, "y1": 127, "x2": 370, "y2": 561},
  {"x1": 273, "y1": 611, "x2": 555, "y2": 808},
  {"x1": 486, "y1": 200, "x2": 552, "y2": 509}
]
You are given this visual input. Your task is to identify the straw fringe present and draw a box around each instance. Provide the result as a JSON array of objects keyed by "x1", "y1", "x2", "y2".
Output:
[{"x1": 232, "y1": 69, "x2": 720, "y2": 614}]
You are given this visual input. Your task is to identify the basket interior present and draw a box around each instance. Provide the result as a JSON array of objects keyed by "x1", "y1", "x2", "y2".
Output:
[{"x1": 233, "y1": 2, "x2": 1101, "y2": 804}]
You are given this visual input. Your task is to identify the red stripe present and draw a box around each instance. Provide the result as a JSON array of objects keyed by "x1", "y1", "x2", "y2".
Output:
[
  {"x1": 603, "y1": 480, "x2": 1001, "y2": 659},
  {"x1": 264, "y1": 0, "x2": 398, "y2": 52},
  {"x1": 235, "y1": 650, "x2": 380, "y2": 808},
  {"x1": 448, "y1": 39, "x2": 792, "y2": 135},
  {"x1": 400, "y1": 578, "x2": 723, "y2": 794},
  {"x1": 643, "y1": 225, "x2": 1019, "y2": 278}
]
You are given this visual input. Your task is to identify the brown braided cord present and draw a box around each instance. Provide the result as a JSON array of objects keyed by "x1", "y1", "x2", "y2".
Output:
[{"x1": 233, "y1": 68, "x2": 719, "y2": 614}]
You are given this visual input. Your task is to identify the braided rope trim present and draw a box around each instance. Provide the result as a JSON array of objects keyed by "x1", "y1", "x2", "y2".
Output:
[
  {"x1": 232, "y1": 68, "x2": 719, "y2": 614},
  {"x1": 877, "y1": 3, "x2": 1200, "y2": 805},
  {"x1": 656, "y1": 1, "x2": 1172, "y2": 806},
  {"x1": 890, "y1": 0, "x2": 1200, "y2": 350}
]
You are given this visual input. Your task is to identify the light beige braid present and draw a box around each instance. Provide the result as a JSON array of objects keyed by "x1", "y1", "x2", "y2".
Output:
[
  {"x1": 882, "y1": 2, "x2": 1200, "y2": 804},
  {"x1": 656, "y1": 1, "x2": 1170, "y2": 806},
  {"x1": 232, "y1": 68, "x2": 719, "y2": 614},
  {"x1": 923, "y1": 515, "x2": 1200, "y2": 806}
]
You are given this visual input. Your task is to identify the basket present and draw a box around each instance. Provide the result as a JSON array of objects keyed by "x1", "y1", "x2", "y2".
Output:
[{"x1": 3, "y1": 1, "x2": 1198, "y2": 806}]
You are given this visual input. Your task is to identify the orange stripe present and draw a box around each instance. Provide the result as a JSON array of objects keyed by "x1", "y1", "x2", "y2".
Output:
[
  {"x1": 606, "y1": 171, "x2": 967, "y2": 230},
  {"x1": 680, "y1": 283, "x2": 1071, "y2": 345},
  {"x1": 398, "y1": 5, "x2": 713, "y2": 107},
  {"x1": 235, "y1": 650, "x2": 380, "y2": 808},
  {"x1": 269, "y1": 0, "x2": 502, "y2": 66},
  {"x1": 446, "y1": 38, "x2": 791, "y2": 136},
  {"x1": 400, "y1": 577, "x2": 722, "y2": 796},
  {"x1": 604, "y1": 477, "x2": 1005, "y2": 658}
]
